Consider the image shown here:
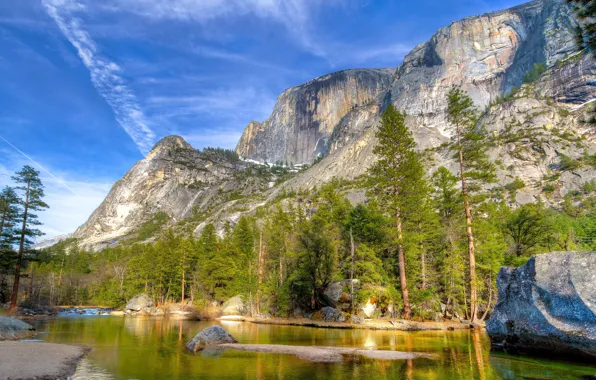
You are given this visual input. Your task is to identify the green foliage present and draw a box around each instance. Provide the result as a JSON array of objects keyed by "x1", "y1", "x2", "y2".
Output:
[
  {"x1": 559, "y1": 154, "x2": 581, "y2": 171},
  {"x1": 523, "y1": 62, "x2": 547, "y2": 84},
  {"x1": 136, "y1": 212, "x2": 170, "y2": 241},
  {"x1": 203, "y1": 147, "x2": 240, "y2": 161}
]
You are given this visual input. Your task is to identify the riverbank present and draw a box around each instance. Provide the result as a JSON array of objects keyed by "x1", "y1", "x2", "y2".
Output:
[
  {"x1": 227, "y1": 317, "x2": 476, "y2": 331},
  {"x1": 0, "y1": 342, "x2": 89, "y2": 380}
]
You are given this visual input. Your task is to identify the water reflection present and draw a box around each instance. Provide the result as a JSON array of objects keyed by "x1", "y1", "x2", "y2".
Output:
[{"x1": 32, "y1": 317, "x2": 596, "y2": 380}]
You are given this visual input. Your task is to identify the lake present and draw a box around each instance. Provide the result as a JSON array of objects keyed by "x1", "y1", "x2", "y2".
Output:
[{"x1": 31, "y1": 316, "x2": 596, "y2": 379}]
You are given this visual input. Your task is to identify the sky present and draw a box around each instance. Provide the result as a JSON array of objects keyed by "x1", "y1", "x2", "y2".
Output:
[{"x1": 0, "y1": 0, "x2": 527, "y2": 240}]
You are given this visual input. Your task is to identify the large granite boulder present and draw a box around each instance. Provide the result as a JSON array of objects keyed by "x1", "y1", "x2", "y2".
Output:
[
  {"x1": 221, "y1": 295, "x2": 248, "y2": 316},
  {"x1": 487, "y1": 251, "x2": 596, "y2": 360},
  {"x1": 186, "y1": 325, "x2": 238, "y2": 352},
  {"x1": 125, "y1": 294, "x2": 154, "y2": 313},
  {"x1": 0, "y1": 317, "x2": 36, "y2": 340},
  {"x1": 322, "y1": 279, "x2": 360, "y2": 308}
]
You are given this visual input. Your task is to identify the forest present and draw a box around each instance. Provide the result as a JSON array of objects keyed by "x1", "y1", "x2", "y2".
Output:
[{"x1": 1, "y1": 90, "x2": 595, "y2": 322}]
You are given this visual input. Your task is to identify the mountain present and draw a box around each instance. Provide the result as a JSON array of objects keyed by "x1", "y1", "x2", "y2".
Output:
[
  {"x1": 72, "y1": 136, "x2": 271, "y2": 248},
  {"x1": 71, "y1": 0, "x2": 596, "y2": 248}
]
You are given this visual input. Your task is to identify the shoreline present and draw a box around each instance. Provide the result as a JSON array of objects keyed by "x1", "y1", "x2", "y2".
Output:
[
  {"x1": 226, "y1": 317, "x2": 477, "y2": 331},
  {"x1": 0, "y1": 342, "x2": 90, "y2": 380}
]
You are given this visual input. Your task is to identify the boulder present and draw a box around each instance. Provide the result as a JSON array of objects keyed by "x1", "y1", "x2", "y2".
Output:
[
  {"x1": 125, "y1": 294, "x2": 154, "y2": 313},
  {"x1": 313, "y1": 307, "x2": 345, "y2": 323},
  {"x1": 322, "y1": 280, "x2": 360, "y2": 307},
  {"x1": 186, "y1": 325, "x2": 238, "y2": 352},
  {"x1": 487, "y1": 251, "x2": 596, "y2": 361},
  {"x1": 0, "y1": 316, "x2": 36, "y2": 340},
  {"x1": 222, "y1": 295, "x2": 247, "y2": 316}
]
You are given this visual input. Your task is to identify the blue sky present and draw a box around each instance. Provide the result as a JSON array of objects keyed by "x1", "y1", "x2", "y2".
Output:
[{"x1": 0, "y1": 0, "x2": 526, "y2": 239}]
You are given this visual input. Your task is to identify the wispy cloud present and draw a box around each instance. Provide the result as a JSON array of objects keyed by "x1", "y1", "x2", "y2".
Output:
[
  {"x1": 42, "y1": 0, "x2": 156, "y2": 155},
  {"x1": 0, "y1": 134, "x2": 81, "y2": 196},
  {"x1": 0, "y1": 148, "x2": 111, "y2": 239},
  {"x1": 93, "y1": 0, "x2": 342, "y2": 58}
]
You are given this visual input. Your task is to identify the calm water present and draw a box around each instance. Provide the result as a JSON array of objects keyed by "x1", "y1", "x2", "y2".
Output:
[{"x1": 31, "y1": 316, "x2": 596, "y2": 380}]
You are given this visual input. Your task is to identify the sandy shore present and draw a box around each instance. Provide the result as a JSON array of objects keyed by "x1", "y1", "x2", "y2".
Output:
[
  {"x1": 0, "y1": 342, "x2": 89, "y2": 380},
  {"x1": 245, "y1": 317, "x2": 475, "y2": 331}
]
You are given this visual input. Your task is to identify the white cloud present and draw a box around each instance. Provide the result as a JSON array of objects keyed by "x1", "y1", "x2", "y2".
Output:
[
  {"x1": 42, "y1": 0, "x2": 156, "y2": 155},
  {"x1": 0, "y1": 149, "x2": 111, "y2": 241}
]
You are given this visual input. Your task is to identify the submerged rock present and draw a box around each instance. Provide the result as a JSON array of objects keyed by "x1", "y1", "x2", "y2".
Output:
[
  {"x1": 0, "y1": 316, "x2": 36, "y2": 340},
  {"x1": 486, "y1": 251, "x2": 596, "y2": 361},
  {"x1": 186, "y1": 325, "x2": 238, "y2": 352},
  {"x1": 125, "y1": 294, "x2": 154, "y2": 313}
]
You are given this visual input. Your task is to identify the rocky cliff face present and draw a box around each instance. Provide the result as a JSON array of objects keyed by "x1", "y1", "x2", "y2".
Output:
[
  {"x1": 237, "y1": 0, "x2": 580, "y2": 167},
  {"x1": 235, "y1": 69, "x2": 394, "y2": 165},
  {"x1": 73, "y1": 136, "x2": 268, "y2": 247}
]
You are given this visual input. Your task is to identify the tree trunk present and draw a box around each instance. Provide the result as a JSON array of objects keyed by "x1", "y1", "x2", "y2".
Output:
[
  {"x1": 456, "y1": 126, "x2": 478, "y2": 324},
  {"x1": 9, "y1": 180, "x2": 30, "y2": 312},
  {"x1": 181, "y1": 268, "x2": 185, "y2": 304},
  {"x1": 395, "y1": 185, "x2": 411, "y2": 319},
  {"x1": 350, "y1": 228, "x2": 355, "y2": 316},
  {"x1": 480, "y1": 276, "x2": 493, "y2": 322},
  {"x1": 256, "y1": 230, "x2": 265, "y2": 314}
]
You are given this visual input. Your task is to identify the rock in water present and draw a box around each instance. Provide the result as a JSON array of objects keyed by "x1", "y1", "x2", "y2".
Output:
[
  {"x1": 0, "y1": 316, "x2": 36, "y2": 340},
  {"x1": 487, "y1": 251, "x2": 596, "y2": 361},
  {"x1": 125, "y1": 294, "x2": 154, "y2": 313},
  {"x1": 186, "y1": 325, "x2": 238, "y2": 352},
  {"x1": 222, "y1": 295, "x2": 247, "y2": 316}
]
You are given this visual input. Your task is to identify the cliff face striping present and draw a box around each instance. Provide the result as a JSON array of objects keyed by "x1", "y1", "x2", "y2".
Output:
[{"x1": 235, "y1": 69, "x2": 395, "y2": 165}]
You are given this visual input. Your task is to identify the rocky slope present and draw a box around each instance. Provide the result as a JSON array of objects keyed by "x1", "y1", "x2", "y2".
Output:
[
  {"x1": 72, "y1": 136, "x2": 270, "y2": 247},
  {"x1": 71, "y1": 0, "x2": 596, "y2": 246}
]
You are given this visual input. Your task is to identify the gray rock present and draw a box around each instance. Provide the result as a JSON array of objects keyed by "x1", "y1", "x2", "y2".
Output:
[
  {"x1": 222, "y1": 295, "x2": 247, "y2": 316},
  {"x1": 125, "y1": 294, "x2": 154, "y2": 313},
  {"x1": 186, "y1": 325, "x2": 238, "y2": 352},
  {"x1": 322, "y1": 279, "x2": 361, "y2": 307},
  {"x1": 0, "y1": 316, "x2": 36, "y2": 340},
  {"x1": 351, "y1": 315, "x2": 364, "y2": 324},
  {"x1": 319, "y1": 307, "x2": 345, "y2": 323},
  {"x1": 486, "y1": 251, "x2": 596, "y2": 361}
]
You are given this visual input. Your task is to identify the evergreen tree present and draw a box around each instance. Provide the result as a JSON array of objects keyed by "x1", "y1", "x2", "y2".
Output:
[
  {"x1": 366, "y1": 105, "x2": 426, "y2": 320},
  {"x1": 9, "y1": 165, "x2": 49, "y2": 311},
  {"x1": 446, "y1": 88, "x2": 495, "y2": 323},
  {"x1": 0, "y1": 187, "x2": 19, "y2": 249}
]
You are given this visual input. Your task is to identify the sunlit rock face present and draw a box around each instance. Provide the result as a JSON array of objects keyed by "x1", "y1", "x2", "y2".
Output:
[
  {"x1": 237, "y1": 0, "x2": 579, "y2": 167},
  {"x1": 235, "y1": 69, "x2": 395, "y2": 165},
  {"x1": 72, "y1": 136, "x2": 269, "y2": 247},
  {"x1": 391, "y1": 0, "x2": 578, "y2": 137}
]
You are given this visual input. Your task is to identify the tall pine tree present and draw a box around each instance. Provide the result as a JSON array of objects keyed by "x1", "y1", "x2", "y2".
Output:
[
  {"x1": 366, "y1": 105, "x2": 426, "y2": 320},
  {"x1": 446, "y1": 88, "x2": 495, "y2": 323},
  {"x1": 10, "y1": 166, "x2": 48, "y2": 311}
]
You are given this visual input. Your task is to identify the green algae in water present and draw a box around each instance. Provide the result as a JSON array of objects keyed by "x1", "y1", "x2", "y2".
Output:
[{"x1": 32, "y1": 317, "x2": 596, "y2": 380}]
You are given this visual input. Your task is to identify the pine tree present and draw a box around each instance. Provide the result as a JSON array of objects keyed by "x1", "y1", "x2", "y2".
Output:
[
  {"x1": 0, "y1": 187, "x2": 19, "y2": 249},
  {"x1": 366, "y1": 105, "x2": 426, "y2": 320},
  {"x1": 9, "y1": 166, "x2": 49, "y2": 311},
  {"x1": 446, "y1": 88, "x2": 496, "y2": 323}
]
